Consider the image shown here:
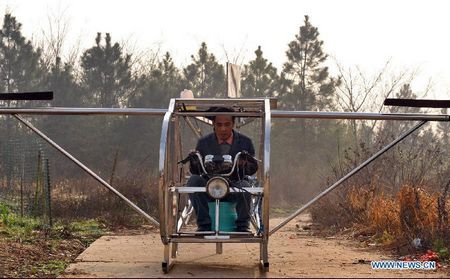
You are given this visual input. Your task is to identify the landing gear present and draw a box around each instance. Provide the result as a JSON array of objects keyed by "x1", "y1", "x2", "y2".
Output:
[
  {"x1": 259, "y1": 242, "x2": 269, "y2": 272},
  {"x1": 162, "y1": 243, "x2": 176, "y2": 274}
]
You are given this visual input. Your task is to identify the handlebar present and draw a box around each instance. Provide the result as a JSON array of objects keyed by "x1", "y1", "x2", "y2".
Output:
[{"x1": 179, "y1": 151, "x2": 258, "y2": 177}]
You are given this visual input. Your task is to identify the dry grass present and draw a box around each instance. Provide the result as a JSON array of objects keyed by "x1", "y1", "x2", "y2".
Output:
[
  {"x1": 51, "y1": 175, "x2": 159, "y2": 227},
  {"x1": 311, "y1": 184, "x2": 450, "y2": 254}
]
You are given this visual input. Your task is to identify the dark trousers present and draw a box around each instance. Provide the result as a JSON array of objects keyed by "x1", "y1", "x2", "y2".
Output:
[{"x1": 187, "y1": 175, "x2": 251, "y2": 228}]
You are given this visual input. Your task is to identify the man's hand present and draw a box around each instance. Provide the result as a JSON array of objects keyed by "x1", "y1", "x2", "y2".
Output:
[
  {"x1": 238, "y1": 150, "x2": 252, "y2": 166},
  {"x1": 237, "y1": 150, "x2": 258, "y2": 175},
  {"x1": 238, "y1": 159, "x2": 247, "y2": 166}
]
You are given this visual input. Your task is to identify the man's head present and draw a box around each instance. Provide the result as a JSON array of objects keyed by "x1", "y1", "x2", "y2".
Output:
[{"x1": 210, "y1": 107, "x2": 235, "y2": 142}]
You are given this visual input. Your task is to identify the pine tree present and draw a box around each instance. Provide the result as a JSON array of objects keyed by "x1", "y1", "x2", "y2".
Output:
[
  {"x1": 183, "y1": 42, "x2": 225, "y2": 98},
  {"x1": 281, "y1": 15, "x2": 339, "y2": 111},
  {"x1": 0, "y1": 13, "x2": 43, "y2": 94},
  {"x1": 80, "y1": 33, "x2": 132, "y2": 107},
  {"x1": 378, "y1": 84, "x2": 420, "y2": 140},
  {"x1": 0, "y1": 13, "x2": 45, "y2": 191},
  {"x1": 130, "y1": 51, "x2": 182, "y2": 108},
  {"x1": 40, "y1": 57, "x2": 84, "y2": 166},
  {"x1": 113, "y1": 51, "x2": 183, "y2": 172},
  {"x1": 241, "y1": 46, "x2": 279, "y2": 98},
  {"x1": 46, "y1": 57, "x2": 83, "y2": 106},
  {"x1": 271, "y1": 16, "x2": 342, "y2": 204}
]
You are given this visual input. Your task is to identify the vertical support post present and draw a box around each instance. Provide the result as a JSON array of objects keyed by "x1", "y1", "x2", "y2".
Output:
[
  {"x1": 171, "y1": 243, "x2": 178, "y2": 258},
  {"x1": 260, "y1": 242, "x2": 269, "y2": 270},
  {"x1": 162, "y1": 243, "x2": 171, "y2": 273},
  {"x1": 215, "y1": 199, "x2": 220, "y2": 234},
  {"x1": 216, "y1": 243, "x2": 223, "y2": 254},
  {"x1": 215, "y1": 199, "x2": 223, "y2": 254},
  {"x1": 260, "y1": 99, "x2": 271, "y2": 269},
  {"x1": 159, "y1": 99, "x2": 176, "y2": 272}
]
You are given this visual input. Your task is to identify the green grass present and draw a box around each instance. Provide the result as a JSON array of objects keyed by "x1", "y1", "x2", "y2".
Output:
[
  {"x1": 0, "y1": 202, "x2": 107, "y2": 278},
  {"x1": 64, "y1": 219, "x2": 104, "y2": 245},
  {"x1": 0, "y1": 204, "x2": 43, "y2": 241},
  {"x1": 37, "y1": 259, "x2": 70, "y2": 276},
  {"x1": 0, "y1": 202, "x2": 104, "y2": 244}
]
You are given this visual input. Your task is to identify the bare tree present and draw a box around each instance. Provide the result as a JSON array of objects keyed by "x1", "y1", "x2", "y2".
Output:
[
  {"x1": 333, "y1": 57, "x2": 429, "y2": 149},
  {"x1": 132, "y1": 43, "x2": 163, "y2": 77},
  {"x1": 119, "y1": 35, "x2": 162, "y2": 76},
  {"x1": 37, "y1": 6, "x2": 69, "y2": 67},
  {"x1": 220, "y1": 38, "x2": 248, "y2": 67}
]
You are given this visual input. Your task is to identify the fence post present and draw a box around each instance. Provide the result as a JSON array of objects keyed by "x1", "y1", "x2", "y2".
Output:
[{"x1": 44, "y1": 158, "x2": 52, "y2": 227}]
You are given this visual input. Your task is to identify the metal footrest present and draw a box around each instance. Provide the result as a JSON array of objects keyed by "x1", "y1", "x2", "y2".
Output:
[{"x1": 170, "y1": 232, "x2": 262, "y2": 243}]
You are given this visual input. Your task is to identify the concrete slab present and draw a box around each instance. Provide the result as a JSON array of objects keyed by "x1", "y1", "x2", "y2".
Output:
[{"x1": 62, "y1": 218, "x2": 448, "y2": 278}]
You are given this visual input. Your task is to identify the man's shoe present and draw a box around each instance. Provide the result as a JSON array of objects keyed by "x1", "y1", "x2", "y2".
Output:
[
  {"x1": 196, "y1": 225, "x2": 211, "y2": 232},
  {"x1": 236, "y1": 226, "x2": 251, "y2": 233}
]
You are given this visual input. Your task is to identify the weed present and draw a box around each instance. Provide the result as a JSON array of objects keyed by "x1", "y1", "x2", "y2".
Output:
[
  {"x1": 311, "y1": 185, "x2": 450, "y2": 253},
  {"x1": 433, "y1": 239, "x2": 450, "y2": 262},
  {"x1": 376, "y1": 230, "x2": 395, "y2": 244},
  {"x1": 51, "y1": 176, "x2": 159, "y2": 227},
  {"x1": 37, "y1": 260, "x2": 69, "y2": 276},
  {"x1": 66, "y1": 219, "x2": 104, "y2": 245},
  {"x1": 0, "y1": 202, "x2": 11, "y2": 225}
]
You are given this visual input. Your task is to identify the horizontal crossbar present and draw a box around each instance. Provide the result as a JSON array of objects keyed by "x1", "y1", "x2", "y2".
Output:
[{"x1": 171, "y1": 187, "x2": 264, "y2": 194}]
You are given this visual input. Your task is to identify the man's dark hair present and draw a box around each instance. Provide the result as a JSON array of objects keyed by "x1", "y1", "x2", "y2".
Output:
[{"x1": 207, "y1": 107, "x2": 236, "y2": 122}]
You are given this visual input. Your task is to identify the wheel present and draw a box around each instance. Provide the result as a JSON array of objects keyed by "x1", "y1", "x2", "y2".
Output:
[
  {"x1": 162, "y1": 262, "x2": 169, "y2": 273},
  {"x1": 260, "y1": 261, "x2": 269, "y2": 272}
]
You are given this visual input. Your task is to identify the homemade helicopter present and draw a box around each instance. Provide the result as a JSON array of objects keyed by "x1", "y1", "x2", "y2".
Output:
[{"x1": 0, "y1": 89, "x2": 449, "y2": 273}]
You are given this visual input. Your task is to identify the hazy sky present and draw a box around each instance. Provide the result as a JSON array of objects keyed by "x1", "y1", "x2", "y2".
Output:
[{"x1": 1, "y1": 0, "x2": 450, "y2": 99}]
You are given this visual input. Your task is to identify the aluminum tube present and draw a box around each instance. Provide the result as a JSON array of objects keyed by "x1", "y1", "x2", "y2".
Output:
[
  {"x1": 215, "y1": 200, "x2": 220, "y2": 233},
  {"x1": 171, "y1": 238, "x2": 262, "y2": 243},
  {"x1": 271, "y1": 110, "x2": 450, "y2": 121},
  {"x1": 176, "y1": 111, "x2": 263, "y2": 117},
  {"x1": 0, "y1": 107, "x2": 167, "y2": 115},
  {"x1": 13, "y1": 114, "x2": 160, "y2": 227},
  {"x1": 269, "y1": 120, "x2": 427, "y2": 236},
  {"x1": 1, "y1": 108, "x2": 448, "y2": 121},
  {"x1": 173, "y1": 187, "x2": 263, "y2": 194},
  {"x1": 159, "y1": 99, "x2": 175, "y2": 244},
  {"x1": 262, "y1": 99, "x2": 271, "y2": 242}
]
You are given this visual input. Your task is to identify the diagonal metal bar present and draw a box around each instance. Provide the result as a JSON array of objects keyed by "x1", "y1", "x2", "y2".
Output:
[
  {"x1": 12, "y1": 114, "x2": 160, "y2": 227},
  {"x1": 183, "y1": 117, "x2": 202, "y2": 138},
  {"x1": 269, "y1": 120, "x2": 427, "y2": 236}
]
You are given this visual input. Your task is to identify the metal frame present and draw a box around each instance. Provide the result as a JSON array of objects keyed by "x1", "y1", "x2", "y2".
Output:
[
  {"x1": 157, "y1": 98, "x2": 272, "y2": 272},
  {"x1": 0, "y1": 98, "x2": 448, "y2": 274}
]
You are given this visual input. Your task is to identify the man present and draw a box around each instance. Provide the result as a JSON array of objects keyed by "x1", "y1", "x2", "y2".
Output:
[{"x1": 187, "y1": 107, "x2": 257, "y2": 232}]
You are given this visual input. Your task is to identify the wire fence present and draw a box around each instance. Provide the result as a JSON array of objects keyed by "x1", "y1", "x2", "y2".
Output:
[{"x1": 0, "y1": 126, "x2": 52, "y2": 226}]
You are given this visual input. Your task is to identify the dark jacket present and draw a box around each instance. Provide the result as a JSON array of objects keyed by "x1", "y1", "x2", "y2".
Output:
[{"x1": 190, "y1": 130, "x2": 257, "y2": 179}]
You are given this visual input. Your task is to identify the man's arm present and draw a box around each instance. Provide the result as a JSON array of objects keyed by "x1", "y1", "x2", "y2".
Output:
[
  {"x1": 189, "y1": 141, "x2": 202, "y2": 175},
  {"x1": 238, "y1": 137, "x2": 258, "y2": 176}
]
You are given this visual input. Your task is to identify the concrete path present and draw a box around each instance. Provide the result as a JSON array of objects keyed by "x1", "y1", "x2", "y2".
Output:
[{"x1": 62, "y1": 217, "x2": 448, "y2": 278}]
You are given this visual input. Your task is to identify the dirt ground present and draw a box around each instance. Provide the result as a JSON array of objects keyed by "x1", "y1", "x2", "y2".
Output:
[
  {"x1": 0, "y1": 237, "x2": 85, "y2": 277},
  {"x1": 61, "y1": 214, "x2": 449, "y2": 278}
]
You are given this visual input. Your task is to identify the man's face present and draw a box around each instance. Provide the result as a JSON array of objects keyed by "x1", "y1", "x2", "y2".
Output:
[{"x1": 213, "y1": 115, "x2": 234, "y2": 141}]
